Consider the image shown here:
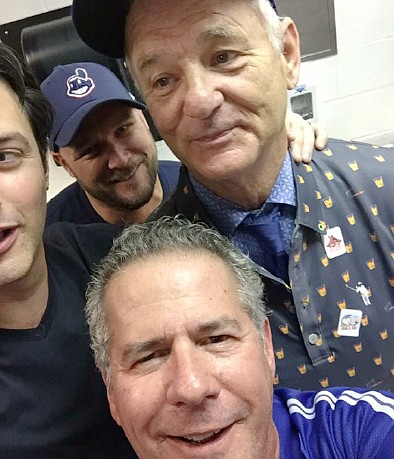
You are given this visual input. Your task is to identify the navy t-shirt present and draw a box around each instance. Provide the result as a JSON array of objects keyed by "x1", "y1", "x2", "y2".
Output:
[{"x1": 0, "y1": 223, "x2": 136, "y2": 458}]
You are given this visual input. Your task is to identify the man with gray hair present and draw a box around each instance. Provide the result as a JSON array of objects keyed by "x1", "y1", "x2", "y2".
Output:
[
  {"x1": 74, "y1": 0, "x2": 394, "y2": 391},
  {"x1": 86, "y1": 217, "x2": 394, "y2": 459}
]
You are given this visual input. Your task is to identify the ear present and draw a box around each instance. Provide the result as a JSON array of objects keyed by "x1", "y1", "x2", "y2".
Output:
[
  {"x1": 44, "y1": 149, "x2": 49, "y2": 190},
  {"x1": 281, "y1": 17, "x2": 301, "y2": 90},
  {"x1": 262, "y1": 318, "x2": 276, "y2": 379},
  {"x1": 103, "y1": 373, "x2": 122, "y2": 426},
  {"x1": 52, "y1": 151, "x2": 76, "y2": 178}
]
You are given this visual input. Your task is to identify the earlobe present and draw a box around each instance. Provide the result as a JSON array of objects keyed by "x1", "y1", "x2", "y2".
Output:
[
  {"x1": 262, "y1": 319, "x2": 276, "y2": 378},
  {"x1": 281, "y1": 17, "x2": 301, "y2": 90},
  {"x1": 52, "y1": 151, "x2": 76, "y2": 178},
  {"x1": 103, "y1": 373, "x2": 122, "y2": 426}
]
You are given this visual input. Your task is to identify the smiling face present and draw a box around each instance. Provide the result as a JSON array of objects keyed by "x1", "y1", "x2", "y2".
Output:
[
  {"x1": 103, "y1": 250, "x2": 279, "y2": 459},
  {"x1": 0, "y1": 80, "x2": 47, "y2": 288},
  {"x1": 125, "y1": 0, "x2": 299, "y2": 195},
  {"x1": 56, "y1": 101, "x2": 158, "y2": 215}
]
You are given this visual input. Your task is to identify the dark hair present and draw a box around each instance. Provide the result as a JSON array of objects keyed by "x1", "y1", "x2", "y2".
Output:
[{"x1": 0, "y1": 43, "x2": 53, "y2": 173}]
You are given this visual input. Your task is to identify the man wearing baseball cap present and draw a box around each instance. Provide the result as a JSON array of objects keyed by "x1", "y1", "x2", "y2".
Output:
[{"x1": 41, "y1": 62, "x2": 180, "y2": 226}]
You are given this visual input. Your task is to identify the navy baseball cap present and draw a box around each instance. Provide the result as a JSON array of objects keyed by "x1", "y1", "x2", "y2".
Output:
[
  {"x1": 72, "y1": 0, "x2": 278, "y2": 59},
  {"x1": 41, "y1": 62, "x2": 146, "y2": 148}
]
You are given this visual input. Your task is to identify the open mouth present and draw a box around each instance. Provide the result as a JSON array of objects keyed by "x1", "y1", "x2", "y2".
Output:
[
  {"x1": 0, "y1": 227, "x2": 18, "y2": 255},
  {"x1": 172, "y1": 425, "x2": 231, "y2": 446},
  {"x1": 0, "y1": 228, "x2": 13, "y2": 242}
]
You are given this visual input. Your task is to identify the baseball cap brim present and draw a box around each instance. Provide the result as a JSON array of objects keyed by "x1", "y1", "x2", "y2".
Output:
[
  {"x1": 72, "y1": 0, "x2": 278, "y2": 59},
  {"x1": 55, "y1": 97, "x2": 146, "y2": 148}
]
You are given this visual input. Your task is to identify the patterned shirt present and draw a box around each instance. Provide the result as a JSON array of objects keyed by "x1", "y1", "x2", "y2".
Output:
[{"x1": 152, "y1": 139, "x2": 394, "y2": 391}]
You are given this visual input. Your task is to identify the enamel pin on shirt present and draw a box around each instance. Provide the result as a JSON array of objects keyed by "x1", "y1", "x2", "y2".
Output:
[{"x1": 322, "y1": 226, "x2": 347, "y2": 259}]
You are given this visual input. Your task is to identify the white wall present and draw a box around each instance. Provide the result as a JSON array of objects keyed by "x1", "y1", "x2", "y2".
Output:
[
  {"x1": 2, "y1": 0, "x2": 394, "y2": 198},
  {"x1": 300, "y1": 0, "x2": 394, "y2": 146}
]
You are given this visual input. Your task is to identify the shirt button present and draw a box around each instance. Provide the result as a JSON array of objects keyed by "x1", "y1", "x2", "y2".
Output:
[{"x1": 308, "y1": 333, "x2": 319, "y2": 345}]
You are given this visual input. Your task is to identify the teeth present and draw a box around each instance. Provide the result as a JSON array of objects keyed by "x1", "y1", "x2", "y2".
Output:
[{"x1": 183, "y1": 430, "x2": 221, "y2": 443}]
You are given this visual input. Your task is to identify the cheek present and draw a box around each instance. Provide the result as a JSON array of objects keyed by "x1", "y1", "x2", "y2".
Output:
[
  {"x1": 14, "y1": 173, "x2": 47, "y2": 211},
  {"x1": 113, "y1": 378, "x2": 160, "y2": 430}
]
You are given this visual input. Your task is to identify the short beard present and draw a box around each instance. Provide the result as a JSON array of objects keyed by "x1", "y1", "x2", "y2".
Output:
[{"x1": 84, "y1": 155, "x2": 158, "y2": 212}]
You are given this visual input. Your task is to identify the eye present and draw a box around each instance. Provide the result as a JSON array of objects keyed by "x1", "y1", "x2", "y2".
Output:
[
  {"x1": 203, "y1": 335, "x2": 231, "y2": 345},
  {"x1": 153, "y1": 76, "x2": 171, "y2": 88},
  {"x1": 79, "y1": 145, "x2": 99, "y2": 160},
  {"x1": 135, "y1": 348, "x2": 170, "y2": 367},
  {"x1": 0, "y1": 151, "x2": 17, "y2": 162},
  {"x1": 0, "y1": 151, "x2": 21, "y2": 167},
  {"x1": 116, "y1": 123, "x2": 134, "y2": 136},
  {"x1": 213, "y1": 51, "x2": 237, "y2": 65}
]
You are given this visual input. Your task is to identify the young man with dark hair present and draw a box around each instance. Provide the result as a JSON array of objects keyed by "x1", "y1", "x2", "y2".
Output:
[{"x1": 0, "y1": 43, "x2": 135, "y2": 459}]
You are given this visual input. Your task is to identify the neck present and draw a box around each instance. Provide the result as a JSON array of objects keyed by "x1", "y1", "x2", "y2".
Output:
[
  {"x1": 87, "y1": 177, "x2": 164, "y2": 225},
  {"x1": 0, "y1": 244, "x2": 48, "y2": 329},
  {"x1": 192, "y1": 134, "x2": 288, "y2": 210}
]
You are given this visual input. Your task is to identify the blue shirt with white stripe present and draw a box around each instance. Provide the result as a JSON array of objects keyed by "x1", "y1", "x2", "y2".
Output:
[{"x1": 274, "y1": 387, "x2": 394, "y2": 458}]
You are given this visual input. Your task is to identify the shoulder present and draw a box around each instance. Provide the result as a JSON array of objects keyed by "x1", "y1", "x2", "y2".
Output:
[
  {"x1": 158, "y1": 160, "x2": 181, "y2": 173},
  {"x1": 311, "y1": 139, "x2": 394, "y2": 168},
  {"x1": 149, "y1": 166, "x2": 196, "y2": 220},
  {"x1": 158, "y1": 160, "x2": 181, "y2": 196},
  {"x1": 275, "y1": 387, "x2": 394, "y2": 458},
  {"x1": 46, "y1": 182, "x2": 82, "y2": 225},
  {"x1": 44, "y1": 222, "x2": 122, "y2": 268},
  {"x1": 295, "y1": 139, "x2": 394, "y2": 200},
  {"x1": 46, "y1": 182, "x2": 105, "y2": 226}
]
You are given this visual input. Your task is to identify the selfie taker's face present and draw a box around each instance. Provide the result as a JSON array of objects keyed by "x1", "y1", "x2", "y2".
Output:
[
  {"x1": 0, "y1": 81, "x2": 47, "y2": 287},
  {"x1": 103, "y1": 251, "x2": 279, "y2": 459},
  {"x1": 126, "y1": 0, "x2": 295, "y2": 187}
]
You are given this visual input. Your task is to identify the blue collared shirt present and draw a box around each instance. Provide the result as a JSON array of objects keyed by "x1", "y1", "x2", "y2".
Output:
[{"x1": 190, "y1": 152, "x2": 297, "y2": 262}]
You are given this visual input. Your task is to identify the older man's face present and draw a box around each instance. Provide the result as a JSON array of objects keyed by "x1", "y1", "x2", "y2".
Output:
[
  {"x1": 125, "y1": 0, "x2": 299, "y2": 190},
  {"x1": 103, "y1": 251, "x2": 279, "y2": 458}
]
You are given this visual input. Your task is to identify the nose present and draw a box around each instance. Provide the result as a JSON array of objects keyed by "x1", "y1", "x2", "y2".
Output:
[
  {"x1": 166, "y1": 344, "x2": 220, "y2": 407},
  {"x1": 107, "y1": 143, "x2": 132, "y2": 170},
  {"x1": 182, "y1": 69, "x2": 224, "y2": 120}
]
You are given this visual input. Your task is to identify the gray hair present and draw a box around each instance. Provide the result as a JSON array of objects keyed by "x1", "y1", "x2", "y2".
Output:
[
  {"x1": 126, "y1": 0, "x2": 283, "y2": 91},
  {"x1": 254, "y1": 0, "x2": 284, "y2": 54},
  {"x1": 85, "y1": 216, "x2": 266, "y2": 377}
]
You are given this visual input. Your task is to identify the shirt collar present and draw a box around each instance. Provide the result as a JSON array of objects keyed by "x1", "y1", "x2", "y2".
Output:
[{"x1": 190, "y1": 151, "x2": 296, "y2": 236}]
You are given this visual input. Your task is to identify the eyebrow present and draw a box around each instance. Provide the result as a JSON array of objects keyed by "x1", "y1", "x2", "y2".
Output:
[
  {"x1": 0, "y1": 131, "x2": 32, "y2": 151},
  {"x1": 136, "y1": 26, "x2": 247, "y2": 76},
  {"x1": 120, "y1": 316, "x2": 243, "y2": 364},
  {"x1": 200, "y1": 26, "x2": 245, "y2": 42},
  {"x1": 197, "y1": 316, "x2": 243, "y2": 334},
  {"x1": 137, "y1": 53, "x2": 161, "y2": 76}
]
